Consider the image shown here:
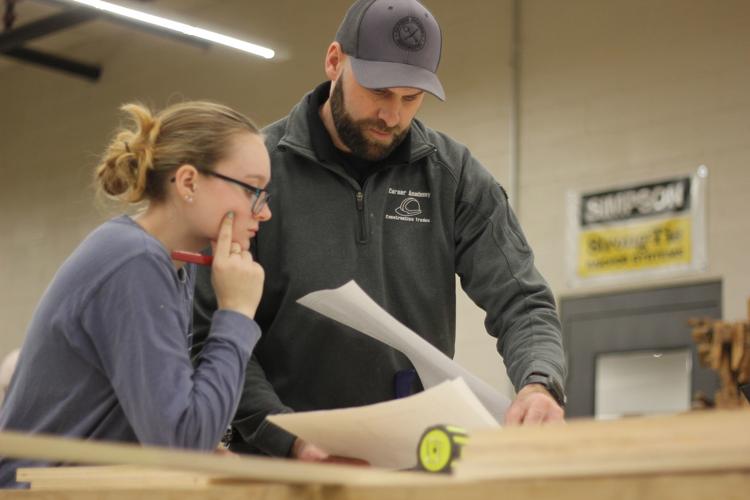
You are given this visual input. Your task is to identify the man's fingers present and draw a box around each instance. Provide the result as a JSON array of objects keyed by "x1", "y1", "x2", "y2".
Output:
[
  {"x1": 504, "y1": 404, "x2": 524, "y2": 426},
  {"x1": 214, "y1": 211, "x2": 235, "y2": 258},
  {"x1": 543, "y1": 405, "x2": 566, "y2": 423},
  {"x1": 521, "y1": 405, "x2": 546, "y2": 425}
]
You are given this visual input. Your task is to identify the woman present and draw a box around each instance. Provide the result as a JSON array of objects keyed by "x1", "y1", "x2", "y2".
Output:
[{"x1": 0, "y1": 100, "x2": 271, "y2": 488}]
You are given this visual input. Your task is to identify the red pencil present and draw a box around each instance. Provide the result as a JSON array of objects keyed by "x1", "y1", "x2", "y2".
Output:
[{"x1": 171, "y1": 251, "x2": 213, "y2": 266}]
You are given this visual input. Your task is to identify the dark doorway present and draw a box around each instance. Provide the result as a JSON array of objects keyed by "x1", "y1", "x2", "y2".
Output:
[{"x1": 560, "y1": 280, "x2": 721, "y2": 417}]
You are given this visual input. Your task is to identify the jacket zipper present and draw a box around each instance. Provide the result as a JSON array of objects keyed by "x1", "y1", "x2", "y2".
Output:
[{"x1": 355, "y1": 190, "x2": 367, "y2": 244}]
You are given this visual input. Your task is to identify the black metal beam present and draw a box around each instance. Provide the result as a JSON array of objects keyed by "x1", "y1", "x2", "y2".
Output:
[
  {"x1": 2, "y1": 46, "x2": 100, "y2": 80},
  {"x1": 1, "y1": 1, "x2": 214, "y2": 82},
  {"x1": 0, "y1": 6, "x2": 101, "y2": 81},
  {"x1": 0, "y1": 7, "x2": 98, "y2": 51}
]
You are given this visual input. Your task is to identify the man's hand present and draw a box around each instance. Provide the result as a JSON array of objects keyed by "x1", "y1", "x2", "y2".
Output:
[
  {"x1": 504, "y1": 383, "x2": 565, "y2": 425},
  {"x1": 291, "y1": 438, "x2": 370, "y2": 466},
  {"x1": 291, "y1": 438, "x2": 329, "y2": 461},
  {"x1": 214, "y1": 446, "x2": 238, "y2": 458}
]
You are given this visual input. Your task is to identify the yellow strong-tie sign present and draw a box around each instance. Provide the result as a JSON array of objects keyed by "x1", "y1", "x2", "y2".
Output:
[{"x1": 577, "y1": 217, "x2": 692, "y2": 278}]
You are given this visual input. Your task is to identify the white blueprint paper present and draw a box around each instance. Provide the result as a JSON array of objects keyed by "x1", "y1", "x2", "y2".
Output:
[
  {"x1": 296, "y1": 280, "x2": 511, "y2": 422},
  {"x1": 268, "y1": 378, "x2": 498, "y2": 469}
]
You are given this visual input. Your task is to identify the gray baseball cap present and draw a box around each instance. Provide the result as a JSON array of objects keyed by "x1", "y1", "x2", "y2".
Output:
[{"x1": 335, "y1": 0, "x2": 445, "y2": 101}]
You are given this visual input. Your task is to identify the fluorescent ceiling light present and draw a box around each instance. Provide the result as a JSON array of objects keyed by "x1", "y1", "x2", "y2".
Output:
[{"x1": 62, "y1": 0, "x2": 275, "y2": 59}]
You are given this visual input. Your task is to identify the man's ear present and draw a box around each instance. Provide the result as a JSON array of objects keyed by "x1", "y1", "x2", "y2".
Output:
[{"x1": 324, "y1": 42, "x2": 346, "y2": 82}]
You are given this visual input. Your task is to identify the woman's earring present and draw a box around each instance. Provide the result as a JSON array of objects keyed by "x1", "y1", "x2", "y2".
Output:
[{"x1": 185, "y1": 195, "x2": 194, "y2": 203}]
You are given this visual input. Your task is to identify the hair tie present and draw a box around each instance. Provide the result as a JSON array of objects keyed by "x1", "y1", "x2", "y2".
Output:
[{"x1": 124, "y1": 141, "x2": 131, "y2": 153}]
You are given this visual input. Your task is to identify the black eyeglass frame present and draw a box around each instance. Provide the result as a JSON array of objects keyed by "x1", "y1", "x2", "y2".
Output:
[{"x1": 171, "y1": 170, "x2": 270, "y2": 215}]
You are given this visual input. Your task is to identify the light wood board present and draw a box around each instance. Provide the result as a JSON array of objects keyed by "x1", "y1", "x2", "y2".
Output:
[
  {"x1": 455, "y1": 408, "x2": 750, "y2": 480},
  {"x1": 0, "y1": 430, "x2": 446, "y2": 488},
  {"x1": 3, "y1": 408, "x2": 749, "y2": 499}
]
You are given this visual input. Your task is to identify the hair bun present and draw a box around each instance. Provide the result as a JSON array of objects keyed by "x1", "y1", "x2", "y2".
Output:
[{"x1": 95, "y1": 103, "x2": 161, "y2": 203}]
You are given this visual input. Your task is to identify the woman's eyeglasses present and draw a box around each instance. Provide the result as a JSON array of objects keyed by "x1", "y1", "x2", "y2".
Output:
[
  {"x1": 172, "y1": 170, "x2": 270, "y2": 215},
  {"x1": 201, "y1": 171, "x2": 270, "y2": 216}
]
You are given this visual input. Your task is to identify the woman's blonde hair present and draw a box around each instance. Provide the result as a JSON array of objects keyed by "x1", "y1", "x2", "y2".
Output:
[{"x1": 95, "y1": 101, "x2": 260, "y2": 203}]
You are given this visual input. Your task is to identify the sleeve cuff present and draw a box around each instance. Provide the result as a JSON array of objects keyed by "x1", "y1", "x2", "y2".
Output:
[
  {"x1": 210, "y1": 309, "x2": 262, "y2": 356},
  {"x1": 233, "y1": 413, "x2": 297, "y2": 457}
]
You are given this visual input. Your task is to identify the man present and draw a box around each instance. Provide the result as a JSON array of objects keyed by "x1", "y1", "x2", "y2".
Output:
[{"x1": 193, "y1": 0, "x2": 566, "y2": 460}]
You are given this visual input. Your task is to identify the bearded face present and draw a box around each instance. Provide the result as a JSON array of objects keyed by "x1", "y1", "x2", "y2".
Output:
[{"x1": 329, "y1": 73, "x2": 410, "y2": 161}]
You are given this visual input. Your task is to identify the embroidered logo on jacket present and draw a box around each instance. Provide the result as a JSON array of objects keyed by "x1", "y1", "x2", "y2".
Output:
[
  {"x1": 386, "y1": 187, "x2": 431, "y2": 223},
  {"x1": 396, "y1": 197, "x2": 422, "y2": 217}
]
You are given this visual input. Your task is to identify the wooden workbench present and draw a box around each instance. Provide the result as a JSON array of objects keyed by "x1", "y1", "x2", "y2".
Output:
[{"x1": 2, "y1": 408, "x2": 748, "y2": 500}]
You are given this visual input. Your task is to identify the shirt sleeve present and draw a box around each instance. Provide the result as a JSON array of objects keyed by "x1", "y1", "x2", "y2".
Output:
[
  {"x1": 453, "y1": 150, "x2": 567, "y2": 394},
  {"x1": 192, "y1": 256, "x2": 296, "y2": 457},
  {"x1": 79, "y1": 254, "x2": 261, "y2": 450}
]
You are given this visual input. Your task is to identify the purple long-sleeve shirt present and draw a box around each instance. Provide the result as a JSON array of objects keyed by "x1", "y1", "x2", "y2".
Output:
[{"x1": 0, "y1": 216, "x2": 260, "y2": 488}]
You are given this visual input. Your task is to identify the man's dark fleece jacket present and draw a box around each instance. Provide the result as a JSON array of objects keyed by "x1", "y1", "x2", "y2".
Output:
[{"x1": 192, "y1": 82, "x2": 566, "y2": 457}]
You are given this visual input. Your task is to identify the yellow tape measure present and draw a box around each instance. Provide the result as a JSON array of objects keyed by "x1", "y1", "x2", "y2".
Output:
[{"x1": 416, "y1": 424, "x2": 468, "y2": 474}]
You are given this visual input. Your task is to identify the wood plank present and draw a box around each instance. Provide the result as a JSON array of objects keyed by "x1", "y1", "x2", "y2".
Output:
[
  {"x1": 6, "y1": 410, "x2": 750, "y2": 500},
  {"x1": 2, "y1": 471, "x2": 749, "y2": 500},
  {"x1": 709, "y1": 321, "x2": 723, "y2": 369},
  {"x1": 454, "y1": 409, "x2": 750, "y2": 481},
  {"x1": 336, "y1": 472, "x2": 750, "y2": 500},
  {"x1": 0, "y1": 483, "x2": 312, "y2": 500},
  {"x1": 0, "y1": 431, "x2": 446, "y2": 488},
  {"x1": 731, "y1": 323, "x2": 745, "y2": 370},
  {"x1": 17, "y1": 465, "x2": 222, "y2": 490}
]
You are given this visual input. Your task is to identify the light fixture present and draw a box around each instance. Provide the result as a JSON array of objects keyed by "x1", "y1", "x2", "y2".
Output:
[{"x1": 60, "y1": 0, "x2": 275, "y2": 59}]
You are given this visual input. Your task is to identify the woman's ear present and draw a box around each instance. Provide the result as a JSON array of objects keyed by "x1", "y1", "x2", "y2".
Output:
[{"x1": 173, "y1": 164, "x2": 200, "y2": 202}]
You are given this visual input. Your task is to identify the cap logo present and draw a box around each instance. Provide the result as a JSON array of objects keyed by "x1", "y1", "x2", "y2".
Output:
[{"x1": 392, "y1": 16, "x2": 426, "y2": 52}]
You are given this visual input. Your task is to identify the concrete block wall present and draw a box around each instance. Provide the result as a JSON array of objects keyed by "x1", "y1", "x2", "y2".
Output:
[{"x1": 1, "y1": 0, "x2": 748, "y2": 398}]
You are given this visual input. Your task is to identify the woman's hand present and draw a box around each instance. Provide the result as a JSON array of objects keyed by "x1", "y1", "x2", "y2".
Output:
[{"x1": 211, "y1": 212, "x2": 264, "y2": 319}]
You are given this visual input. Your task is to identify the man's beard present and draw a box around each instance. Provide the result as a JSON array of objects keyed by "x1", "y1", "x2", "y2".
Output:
[{"x1": 330, "y1": 77, "x2": 409, "y2": 161}]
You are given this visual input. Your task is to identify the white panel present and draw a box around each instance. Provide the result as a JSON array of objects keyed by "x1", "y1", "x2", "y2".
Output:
[{"x1": 595, "y1": 349, "x2": 692, "y2": 419}]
